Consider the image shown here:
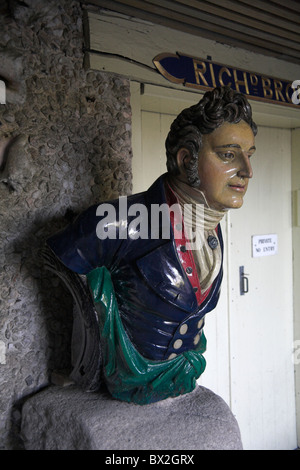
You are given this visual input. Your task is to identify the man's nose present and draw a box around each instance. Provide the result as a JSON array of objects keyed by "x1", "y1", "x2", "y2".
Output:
[{"x1": 237, "y1": 154, "x2": 253, "y2": 179}]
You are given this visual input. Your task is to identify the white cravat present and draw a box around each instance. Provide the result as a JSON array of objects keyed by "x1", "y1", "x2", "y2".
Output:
[{"x1": 167, "y1": 176, "x2": 226, "y2": 292}]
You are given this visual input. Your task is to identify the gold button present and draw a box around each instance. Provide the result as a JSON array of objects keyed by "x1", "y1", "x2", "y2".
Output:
[
  {"x1": 168, "y1": 353, "x2": 177, "y2": 360},
  {"x1": 197, "y1": 319, "x2": 203, "y2": 329},
  {"x1": 173, "y1": 339, "x2": 183, "y2": 349},
  {"x1": 179, "y1": 324, "x2": 188, "y2": 335},
  {"x1": 193, "y1": 334, "x2": 200, "y2": 345}
]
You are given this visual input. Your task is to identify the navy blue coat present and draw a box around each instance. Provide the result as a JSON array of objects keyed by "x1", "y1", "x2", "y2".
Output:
[{"x1": 47, "y1": 174, "x2": 223, "y2": 361}]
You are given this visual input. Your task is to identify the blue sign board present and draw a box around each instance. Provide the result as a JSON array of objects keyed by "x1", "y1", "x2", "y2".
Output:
[{"x1": 153, "y1": 52, "x2": 300, "y2": 108}]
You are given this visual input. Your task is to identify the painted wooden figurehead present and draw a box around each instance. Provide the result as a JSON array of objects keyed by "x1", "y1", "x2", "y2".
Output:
[{"x1": 45, "y1": 86, "x2": 257, "y2": 404}]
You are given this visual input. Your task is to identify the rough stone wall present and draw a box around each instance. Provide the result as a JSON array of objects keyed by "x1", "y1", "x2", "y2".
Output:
[{"x1": 0, "y1": 0, "x2": 132, "y2": 449}]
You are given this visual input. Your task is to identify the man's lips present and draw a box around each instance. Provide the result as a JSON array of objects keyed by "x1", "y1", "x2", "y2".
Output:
[{"x1": 228, "y1": 183, "x2": 246, "y2": 192}]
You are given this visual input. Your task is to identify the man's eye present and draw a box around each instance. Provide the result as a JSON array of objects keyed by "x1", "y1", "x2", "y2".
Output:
[{"x1": 218, "y1": 152, "x2": 235, "y2": 161}]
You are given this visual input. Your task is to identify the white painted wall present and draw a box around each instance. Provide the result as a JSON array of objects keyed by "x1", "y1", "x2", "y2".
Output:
[
  {"x1": 292, "y1": 128, "x2": 300, "y2": 447},
  {"x1": 228, "y1": 126, "x2": 296, "y2": 449}
]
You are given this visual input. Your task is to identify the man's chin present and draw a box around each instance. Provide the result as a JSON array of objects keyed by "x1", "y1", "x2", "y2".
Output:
[
  {"x1": 230, "y1": 199, "x2": 244, "y2": 209},
  {"x1": 221, "y1": 197, "x2": 244, "y2": 210}
]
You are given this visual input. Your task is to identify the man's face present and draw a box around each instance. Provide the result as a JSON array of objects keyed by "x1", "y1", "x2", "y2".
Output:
[{"x1": 197, "y1": 120, "x2": 256, "y2": 211}]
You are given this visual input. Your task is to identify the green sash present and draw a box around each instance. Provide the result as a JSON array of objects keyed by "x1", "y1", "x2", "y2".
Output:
[{"x1": 87, "y1": 266, "x2": 207, "y2": 405}]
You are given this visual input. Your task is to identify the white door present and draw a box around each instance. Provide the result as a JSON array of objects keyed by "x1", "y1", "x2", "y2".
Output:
[
  {"x1": 131, "y1": 83, "x2": 297, "y2": 450},
  {"x1": 228, "y1": 126, "x2": 296, "y2": 450}
]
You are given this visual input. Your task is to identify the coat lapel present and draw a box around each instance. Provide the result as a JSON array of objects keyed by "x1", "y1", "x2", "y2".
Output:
[
  {"x1": 134, "y1": 174, "x2": 197, "y2": 312},
  {"x1": 136, "y1": 241, "x2": 198, "y2": 313}
]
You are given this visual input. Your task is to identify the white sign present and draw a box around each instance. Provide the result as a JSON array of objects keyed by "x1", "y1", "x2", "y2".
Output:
[
  {"x1": 252, "y1": 234, "x2": 278, "y2": 258},
  {"x1": 0, "y1": 80, "x2": 6, "y2": 104}
]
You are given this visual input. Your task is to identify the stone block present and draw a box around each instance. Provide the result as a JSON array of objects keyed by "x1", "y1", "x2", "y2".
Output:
[{"x1": 20, "y1": 385, "x2": 243, "y2": 450}]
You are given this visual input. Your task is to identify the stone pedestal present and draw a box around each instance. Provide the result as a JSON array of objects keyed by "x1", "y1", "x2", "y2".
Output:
[{"x1": 20, "y1": 384, "x2": 243, "y2": 450}]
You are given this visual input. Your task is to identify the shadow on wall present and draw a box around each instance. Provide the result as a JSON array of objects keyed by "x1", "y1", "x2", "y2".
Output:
[
  {"x1": 0, "y1": 113, "x2": 78, "y2": 449},
  {"x1": 4, "y1": 208, "x2": 78, "y2": 449}
]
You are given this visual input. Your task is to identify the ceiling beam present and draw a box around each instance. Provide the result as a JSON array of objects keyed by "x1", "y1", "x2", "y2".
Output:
[{"x1": 82, "y1": 0, "x2": 300, "y2": 63}]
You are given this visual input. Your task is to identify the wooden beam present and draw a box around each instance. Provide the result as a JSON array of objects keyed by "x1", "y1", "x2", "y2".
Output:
[
  {"x1": 83, "y1": 0, "x2": 300, "y2": 62},
  {"x1": 271, "y1": 0, "x2": 299, "y2": 12},
  {"x1": 145, "y1": 0, "x2": 300, "y2": 44},
  {"x1": 235, "y1": 0, "x2": 300, "y2": 24},
  {"x1": 85, "y1": 0, "x2": 300, "y2": 60},
  {"x1": 173, "y1": 0, "x2": 300, "y2": 38}
]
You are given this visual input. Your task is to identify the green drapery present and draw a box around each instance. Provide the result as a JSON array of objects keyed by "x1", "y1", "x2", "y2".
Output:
[{"x1": 87, "y1": 266, "x2": 207, "y2": 405}]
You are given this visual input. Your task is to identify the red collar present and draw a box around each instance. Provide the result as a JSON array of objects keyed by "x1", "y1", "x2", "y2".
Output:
[{"x1": 165, "y1": 180, "x2": 212, "y2": 305}]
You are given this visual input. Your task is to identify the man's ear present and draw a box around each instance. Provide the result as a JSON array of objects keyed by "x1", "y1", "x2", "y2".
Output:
[{"x1": 176, "y1": 148, "x2": 192, "y2": 178}]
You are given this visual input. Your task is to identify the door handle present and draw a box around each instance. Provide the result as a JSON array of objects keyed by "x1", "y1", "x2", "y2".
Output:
[{"x1": 239, "y1": 266, "x2": 249, "y2": 295}]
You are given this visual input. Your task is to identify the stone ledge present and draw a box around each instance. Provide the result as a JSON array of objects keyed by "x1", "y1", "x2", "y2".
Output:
[{"x1": 20, "y1": 384, "x2": 243, "y2": 450}]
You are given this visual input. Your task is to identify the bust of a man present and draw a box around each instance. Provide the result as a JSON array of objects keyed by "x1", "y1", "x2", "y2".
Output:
[{"x1": 47, "y1": 86, "x2": 257, "y2": 404}]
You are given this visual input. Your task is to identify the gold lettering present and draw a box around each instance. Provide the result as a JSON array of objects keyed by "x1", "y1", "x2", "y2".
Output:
[
  {"x1": 250, "y1": 74, "x2": 258, "y2": 87},
  {"x1": 219, "y1": 67, "x2": 232, "y2": 87},
  {"x1": 193, "y1": 60, "x2": 209, "y2": 86},
  {"x1": 261, "y1": 77, "x2": 273, "y2": 99},
  {"x1": 274, "y1": 80, "x2": 285, "y2": 102},
  {"x1": 209, "y1": 62, "x2": 217, "y2": 88},
  {"x1": 285, "y1": 83, "x2": 293, "y2": 103},
  {"x1": 233, "y1": 69, "x2": 249, "y2": 94}
]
